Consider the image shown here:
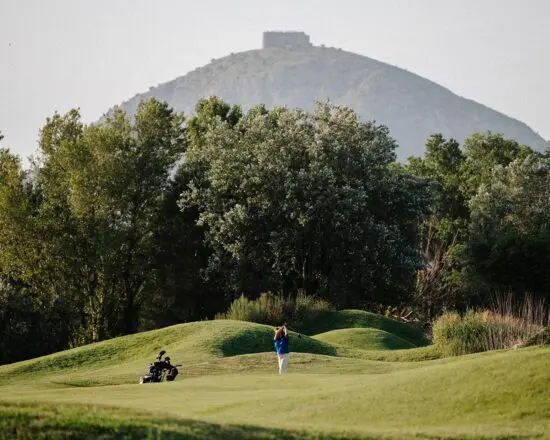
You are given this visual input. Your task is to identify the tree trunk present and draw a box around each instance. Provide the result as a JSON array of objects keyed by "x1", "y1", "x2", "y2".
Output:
[
  {"x1": 123, "y1": 291, "x2": 139, "y2": 335},
  {"x1": 89, "y1": 292, "x2": 106, "y2": 342}
]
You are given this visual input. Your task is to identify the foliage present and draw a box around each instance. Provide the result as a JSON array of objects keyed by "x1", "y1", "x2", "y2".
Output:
[
  {"x1": 460, "y1": 131, "x2": 535, "y2": 198},
  {"x1": 180, "y1": 102, "x2": 430, "y2": 307},
  {"x1": 0, "y1": 282, "x2": 76, "y2": 365},
  {"x1": 0, "y1": 99, "x2": 188, "y2": 347},
  {"x1": 407, "y1": 132, "x2": 544, "y2": 321},
  {"x1": 216, "y1": 291, "x2": 333, "y2": 332},
  {"x1": 3, "y1": 96, "x2": 550, "y2": 365},
  {"x1": 468, "y1": 155, "x2": 550, "y2": 300},
  {"x1": 375, "y1": 304, "x2": 419, "y2": 324},
  {"x1": 406, "y1": 134, "x2": 469, "y2": 320}
]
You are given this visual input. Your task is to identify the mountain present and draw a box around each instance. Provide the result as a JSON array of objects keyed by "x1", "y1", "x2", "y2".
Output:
[{"x1": 108, "y1": 31, "x2": 547, "y2": 159}]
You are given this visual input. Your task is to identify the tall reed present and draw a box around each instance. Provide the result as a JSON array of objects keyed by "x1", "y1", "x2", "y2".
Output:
[{"x1": 432, "y1": 294, "x2": 548, "y2": 356}]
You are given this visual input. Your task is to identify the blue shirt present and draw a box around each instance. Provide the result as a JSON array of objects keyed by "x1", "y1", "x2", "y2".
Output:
[{"x1": 274, "y1": 336, "x2": 289, "y2": 354}]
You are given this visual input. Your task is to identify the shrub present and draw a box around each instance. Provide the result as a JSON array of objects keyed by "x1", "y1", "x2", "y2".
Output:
[
  {"x1": 216, "y1": 291, "x2": 334, "y2": 332},
  {"x1": 433, "y1": 298, "x2": 548, "y2": 356},
  {"x1": 216, "y1": 295, "x2": 259, "y2": 323}
]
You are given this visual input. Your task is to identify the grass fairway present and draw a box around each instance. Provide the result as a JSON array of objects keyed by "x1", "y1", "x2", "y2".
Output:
[{"x1": 0, "y1": 319, "x2": 549, "y2": 439}]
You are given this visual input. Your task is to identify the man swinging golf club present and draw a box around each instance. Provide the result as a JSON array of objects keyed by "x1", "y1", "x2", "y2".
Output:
[{"x1": 273, "y1": 324, "x2": 290, "y2": 375}]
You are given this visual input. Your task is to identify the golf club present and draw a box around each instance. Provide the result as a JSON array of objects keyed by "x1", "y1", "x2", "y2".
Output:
[{"x1": 281, "y1": 323, "x2": 302, "y2": 338}]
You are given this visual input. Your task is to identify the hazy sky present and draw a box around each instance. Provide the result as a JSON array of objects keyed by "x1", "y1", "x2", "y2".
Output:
[{"x1": 1, "y1": 0, "x2": 549, "y2": 163}]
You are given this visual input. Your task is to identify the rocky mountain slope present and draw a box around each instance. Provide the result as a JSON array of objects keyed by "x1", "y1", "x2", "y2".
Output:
[{"x1": 108, "y1": 32, "x2": 547, "y2": 159}]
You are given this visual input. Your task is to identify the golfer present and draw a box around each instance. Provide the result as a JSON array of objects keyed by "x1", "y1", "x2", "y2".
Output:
[{"x1": 273, "y1": 324, "x2": 289, "y2": 375}]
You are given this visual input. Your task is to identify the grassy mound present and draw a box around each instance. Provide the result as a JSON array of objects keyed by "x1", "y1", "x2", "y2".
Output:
[
  {"x1": 313, "y1": 328, "x2": 417, "y2": 350},
  {"x1": 0, "y1": 320, "x2": 335, "y2": 386},
  {"x1": 304, "y1": 309, "x2": 428, "y2": 346}
]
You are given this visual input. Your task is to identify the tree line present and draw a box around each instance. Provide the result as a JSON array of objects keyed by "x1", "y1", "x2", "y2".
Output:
[{"x1": 1, "y1": 97, "x2": 549, "y2": 364}]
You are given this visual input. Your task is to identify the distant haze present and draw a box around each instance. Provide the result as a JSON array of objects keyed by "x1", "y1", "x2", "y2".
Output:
[{"x1": 1, "y1": 0, "x2": 549, "y2": 163}]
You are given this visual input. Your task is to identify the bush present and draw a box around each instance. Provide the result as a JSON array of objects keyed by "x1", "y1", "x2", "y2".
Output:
[
  {"x1": 216, "y1": 291, "x2": 333, "y2": 332},
  {"x1": 433, "y1": 299, "x2": 548, "y2": 356}
]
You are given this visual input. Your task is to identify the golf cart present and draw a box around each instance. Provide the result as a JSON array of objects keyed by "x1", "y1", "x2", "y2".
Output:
[{"x1": 139, "y1": 350, "x2": 181, "y2": 384}]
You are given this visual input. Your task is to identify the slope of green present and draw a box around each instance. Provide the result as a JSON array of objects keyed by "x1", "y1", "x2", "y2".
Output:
[
  {"x1": 0, "y1": 312, "x2": 433, "y2": 377},
  {"x1": 0, "y1": 320, "x2": 336, "y2": 386},
  {"x1": 1, "y1": 346, "x2": 548, "y2": 439},
  {"x1": 0, "y1": 318, "x2": 442, "y2": 391},
  {"x1": 1, "y1": 315, "x2": 548, "y2": 438},
  {"x1": 304, "y1": 309, "x2": 429, "y2": 346},
  {"x1": 0, "y1": 311, "x2": 426, "y2": 384},
  {"x1": 313, "y1": 327, "x2": 417, "y2": 350}
]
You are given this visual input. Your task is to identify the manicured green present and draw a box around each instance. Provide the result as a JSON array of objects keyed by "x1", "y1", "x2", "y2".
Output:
[{"x1": 1, "y1": 319, "x2": 548, "y2": 439}]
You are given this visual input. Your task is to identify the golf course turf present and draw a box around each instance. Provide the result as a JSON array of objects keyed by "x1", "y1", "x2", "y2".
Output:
[{"x1": 0, "y1": 314, "x2": 548, "y2": 439}]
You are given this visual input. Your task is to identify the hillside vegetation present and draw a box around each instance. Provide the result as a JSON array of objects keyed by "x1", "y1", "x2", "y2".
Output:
[{"x1": 3, "y1": 96, "x2": 550, "y2": 369}]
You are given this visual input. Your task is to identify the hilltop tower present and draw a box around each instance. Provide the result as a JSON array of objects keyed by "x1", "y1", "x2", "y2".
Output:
[{"x1": 262, "y1": 31, "x2": 312, "y2": 49}]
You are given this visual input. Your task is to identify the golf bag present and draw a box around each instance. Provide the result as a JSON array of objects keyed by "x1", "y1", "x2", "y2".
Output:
[{"x1": 139, "y1": 350, "x2": 181, "y2": 384}]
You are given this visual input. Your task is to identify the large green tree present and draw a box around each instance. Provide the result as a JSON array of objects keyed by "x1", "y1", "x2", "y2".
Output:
[
  {"x1": 460, "y1": 131, "x2": 535, "y2": 198},
  {"x1": 57, "y1": 100, "x2": 185, "y2": 337},
  {"x1": 2, "y1": 99, "x2": 186, "y2": 342},
  {"x1": 406, "y1": 134, "x2": 469, "y2": 318},
  {"x1": 408, "y1": 131, "x2": 544, "y2": 316},
  {"x1": 468, "y1": 155, "x2": 550, "y2": 300},
  {"x1": 0, "y1": 135, "x2": 76, "y2": 363},
  {"x1": 0, "y1": 148, "x2": 37, "y2": 282},
  {"x1": 179, "y1": 101, "x2": 429, "y2": 307}
]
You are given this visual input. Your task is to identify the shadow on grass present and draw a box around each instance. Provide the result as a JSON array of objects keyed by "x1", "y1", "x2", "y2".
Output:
[
  {"x1": 219, "y1": 327, "x2": 337, "y2": 357},
  {"x1": 0, "y1": 403, "x2": 539, "y2": 440},
  {"x1": 0, "y1": 403, "x2": 363, "y2": 440}
]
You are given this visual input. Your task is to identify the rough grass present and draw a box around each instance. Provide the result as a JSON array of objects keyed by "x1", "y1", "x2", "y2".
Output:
[
  {"x1": 433, "y1": 310, "x2": 547, "y2": 356},
  {"x1": 304, "y1": 309, "x2": 429, "y2": 346},
  {"x1": 313, "y1": 328, "x2": 417, "y2": 350}
]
